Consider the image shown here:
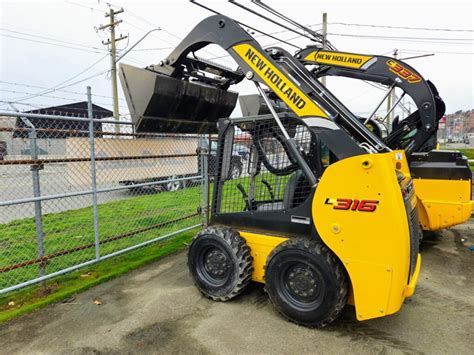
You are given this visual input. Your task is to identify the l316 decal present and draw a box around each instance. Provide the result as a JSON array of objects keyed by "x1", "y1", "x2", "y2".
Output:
[{"x1": 325, "y1": 198, "x2": 379, "y2": 212}]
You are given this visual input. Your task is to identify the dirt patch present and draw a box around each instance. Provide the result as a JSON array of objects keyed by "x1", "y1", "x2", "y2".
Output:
[{"x1": 124, "y1": 318, "x2": 210, "y2": 355}]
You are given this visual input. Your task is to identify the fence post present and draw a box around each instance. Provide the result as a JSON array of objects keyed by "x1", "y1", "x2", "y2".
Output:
[
  {"x1": 87, "y1": 86, "x2": 101, "y2": 260},
  {"x1": 19, "y1": 117, "x2": 46, "y2": 285},
  {"x1": 198, "y1": 135, "x2": 210, "y2": 226}
]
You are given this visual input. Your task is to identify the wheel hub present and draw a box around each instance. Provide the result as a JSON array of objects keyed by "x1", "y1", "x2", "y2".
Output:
[
  {"x1": 167, "y1": 182, "x2": 180, "y2": 191},
  {"x1": 287, "y1": 267, "x2": 317, "y2": 298},
  {"x1": 231, "y1": 166, "x2": 240, "y2": 179},
  {"x1": 204, "y1": 249, "x2": 229, "y2": 278}
]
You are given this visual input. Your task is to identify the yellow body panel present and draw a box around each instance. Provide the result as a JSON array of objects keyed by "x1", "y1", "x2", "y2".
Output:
[
  {"x1": 234, "y1": 151, "x2": 418, "y2": 322},
  {"x1": 413, "y1": 178, "x2": 473, "y2": 231},
  {"x1": 239, "y1": 232, "x2": 287, "y2": 283},
  {"x1": 313, "y1": 150, "x2": 417, "y2": 321}
]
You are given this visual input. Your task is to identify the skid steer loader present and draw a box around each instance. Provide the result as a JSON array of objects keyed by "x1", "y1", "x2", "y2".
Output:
[
  {"x1": 224, "y1": 0, "x2": 473, "y2": 233},
  {"x1": 295, "y1": 47, "x2": 472, "y2": 232},
  {"x1": 119, "y1": 14, "x2": 421, "y2": 327}
]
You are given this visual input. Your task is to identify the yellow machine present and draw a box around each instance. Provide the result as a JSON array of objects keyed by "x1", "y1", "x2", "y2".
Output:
[
  {"x1": 295, "y1": 47, "x2": 473, "y2": 232},
  {"x1": 237, "y1": 149, "x2": 420, "y2": 322},
  {"x1": 220, "y1": 0, "x2": 473, "y2": 234},
  {"x1": 185, "y1": 112, "x2": 421, "y2": 326},
  {"x1": 120, "y1": 13, "x2": 422, "y2": 326}
]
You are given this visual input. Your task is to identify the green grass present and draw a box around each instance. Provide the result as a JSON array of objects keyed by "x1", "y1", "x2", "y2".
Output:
[
  {"x1": 457, "y1": 148, "x2": 474, "y2": 160},
  {"x1": 0, "y1": 171, "x2": 293, "y2": 323},
  {"x1": 219, "y1": 173, "x2": 290, "y2": 212},
  {"x1": 453, "y1": 149, "x2": 474, "y2": 171},
  {"x1": 0, "y1": 186, "x2": 203, "y2": 290},
  {"x1": 0, "y1": 184, "x2": 203, "y2": 323},
  {"x1": 0, "y1": 229, "x2": 197, "y2": 324}
]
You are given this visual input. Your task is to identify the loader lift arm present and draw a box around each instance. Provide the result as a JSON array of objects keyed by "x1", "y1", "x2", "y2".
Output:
[
  {"x1": 137, "y1": 15, "x2": 396, "y2": 154},
  {"x1": 295, "y1": 47, "x2": 442, "y2": 154},
  {"x1": 120, "y1": 13, "x2": 398, "y2": 182},
  {"x1": 221, "y1": 0, "x2": 439, "y2": 156}
]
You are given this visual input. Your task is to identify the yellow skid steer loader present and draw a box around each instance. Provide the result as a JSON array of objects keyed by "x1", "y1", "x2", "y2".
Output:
[{"x1": 120, "y1": 13, "x2": 422, "y2": 327}]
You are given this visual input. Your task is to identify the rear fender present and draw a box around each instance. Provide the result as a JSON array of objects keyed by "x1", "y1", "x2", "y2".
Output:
[{"x1": 313, "y1": 151, "x2": 413, "y2": 320}]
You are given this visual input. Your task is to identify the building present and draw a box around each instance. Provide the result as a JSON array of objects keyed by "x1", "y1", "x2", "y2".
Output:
[
  {"x1": 441, "y1": 109, "x2": 474, "y2": 143},
  {"x1": 14, "y1": 102, "x2": 112, "y2": 139},
  {"x1": 0, "y1": 102, "x2": 112, "y2": 159}
]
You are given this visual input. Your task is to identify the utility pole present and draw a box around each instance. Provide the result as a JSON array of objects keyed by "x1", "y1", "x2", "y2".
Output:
[
  {"x1": 321, "y1": 13, "x2": 328, "y2": 86},
  {"x1": 386, "y1": 48, "x2": 398, "y2": 126},
  {"x1": 99, "y1": 7, "x2": 127, "y2": 133}
]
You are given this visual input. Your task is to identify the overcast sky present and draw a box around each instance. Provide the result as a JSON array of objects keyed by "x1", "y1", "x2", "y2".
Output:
[{"x1": 0, "y1": 0, "x2": 472, "y2": 119}]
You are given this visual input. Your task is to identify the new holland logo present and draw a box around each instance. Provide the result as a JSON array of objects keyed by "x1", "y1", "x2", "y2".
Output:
[
  {"x1": 304, "y1": 51, "x2": 373, "y2": 69},
  {"x1": 233, "y1": 43, "x2": 328, "y2": 118}
]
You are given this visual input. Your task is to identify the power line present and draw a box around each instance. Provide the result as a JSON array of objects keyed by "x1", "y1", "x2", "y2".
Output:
[
  {"x1": 64, "y1": 0, "x2": 104, "y2": 13},
  {"x1": 204, "y1": 33, "x2": 307, "y2": 62},
  {"x1": 328, "y1": 32, "x2": 473, "y2": 43},
  {"x1": 119, "y1": 5, "x2": 237, "y2": 65},
  {"x1": 7, "y1": 69, "x2": 111, "y2": 104},
  {"x1": 9, "y1": 55, "x2": 110, "y2": 102},
  {"x1": 329, "y1": 22, "x2": 474, "y2": 33},
  {"x1": 0, "y1": 81, "x2": 126, "y2": 101},
  {"x1": 0, "y1": 88, "x2": 128, "y2": 109},
  {"x1": 0, "y1": 28, "x2": 107, "y2": 52},
  {"x1": 362, "y1": 80, "x2": 390, "y2": 92},
  {"x1": 0, "y1": 33, "x2": 108, "y2": 54},
  {"x1": 400, "y1": 49, "x2": 474, "y2": 55},
  {"x1": 131, "y1": 46, "x2": 175, "y2": 51}
]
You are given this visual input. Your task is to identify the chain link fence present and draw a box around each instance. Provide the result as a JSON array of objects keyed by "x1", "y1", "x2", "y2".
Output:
[{"x1": 0, "y1": 91, "x2": 209, "y2": 294}]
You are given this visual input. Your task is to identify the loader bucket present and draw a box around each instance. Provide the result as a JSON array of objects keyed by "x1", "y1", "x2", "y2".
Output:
[{"x1": 119, "y1": 63, "x2": 238, "y2": 134}]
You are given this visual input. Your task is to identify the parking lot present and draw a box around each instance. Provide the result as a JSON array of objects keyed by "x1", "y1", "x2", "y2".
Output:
[{"x1": 0, "y1": 219, "x2": 472, "y2": 354}]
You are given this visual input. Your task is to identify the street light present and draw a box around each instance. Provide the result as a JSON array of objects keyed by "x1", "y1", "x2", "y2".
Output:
[{"x1": 116, "y1": 28, "x2": 162, "y2": 63}]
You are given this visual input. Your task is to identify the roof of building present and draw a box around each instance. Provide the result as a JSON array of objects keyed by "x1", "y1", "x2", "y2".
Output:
[{"x1": 24, "y1": 101, "x2": 113, "y2": 119}]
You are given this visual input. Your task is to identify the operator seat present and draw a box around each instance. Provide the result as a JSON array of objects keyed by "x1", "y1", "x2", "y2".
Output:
[{"x1": 257, "y1": 170, "x2": 310, "y2": 211}]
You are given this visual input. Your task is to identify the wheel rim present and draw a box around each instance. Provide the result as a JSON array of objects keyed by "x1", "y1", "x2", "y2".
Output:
[
  {"x1": 230, "y1": 165, "x2": 240, "y2": 179},
  {"x1": 166, "y1": 179, "x2": 181, "y2": 191},
  {"x1": 277, "y1": 261, "x2": 325, "y2": 311},
  {"x1": 196, "y1": 245, "x2": 232, "y2": 287}
]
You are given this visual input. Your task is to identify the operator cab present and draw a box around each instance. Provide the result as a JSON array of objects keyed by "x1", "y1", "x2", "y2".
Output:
[{"x1": 211, "y1": 113, "x2": 364, "y2": 238}]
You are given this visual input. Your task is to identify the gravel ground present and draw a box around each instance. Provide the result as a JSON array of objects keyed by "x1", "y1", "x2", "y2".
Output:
[{"x1": 0, "y1": 222, "x2": 472, "y2": 355}]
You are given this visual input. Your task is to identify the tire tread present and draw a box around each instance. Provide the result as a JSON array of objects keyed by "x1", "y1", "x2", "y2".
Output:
[
  {"x1": 188, "y1": 225, "x2": 253, "y2": 301},
  {"x1": 265, "y1": 238, "x2": 348, "y2": 327}
]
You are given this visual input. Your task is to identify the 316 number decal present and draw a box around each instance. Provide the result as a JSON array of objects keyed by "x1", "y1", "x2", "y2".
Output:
[{"x1": 325, "y1": 198, "x2": 379, "y2": 212}]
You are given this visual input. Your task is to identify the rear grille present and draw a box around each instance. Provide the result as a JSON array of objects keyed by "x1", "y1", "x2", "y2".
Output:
[
  {"x1": 407, "y1": 205, "x2": 421, "y2": 279},
  {"x1": 399, "y1": 176, "x2": 420, "y2": 281}
]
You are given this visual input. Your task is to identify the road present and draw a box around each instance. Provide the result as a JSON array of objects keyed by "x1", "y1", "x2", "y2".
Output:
[
  {"x1": 0, "y1": 164, "x2": 132, "y2": 224},
  {"x1": 0, "y1": 223, "x2": 473, "y2": 354}
]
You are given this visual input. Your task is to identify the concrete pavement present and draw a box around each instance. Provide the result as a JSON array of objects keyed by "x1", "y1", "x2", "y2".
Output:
[{"x1": 0, "y1": 224, "x2": 473, "y2": 354}]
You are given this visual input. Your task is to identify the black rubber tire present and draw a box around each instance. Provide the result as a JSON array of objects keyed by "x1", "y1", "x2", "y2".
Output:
[
  {"x1": 187, "y1": 226, "x2": 253, "y2": 301},
  {"x1": 265, "y1": 238, "x2": 348, "y2": 327}
]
